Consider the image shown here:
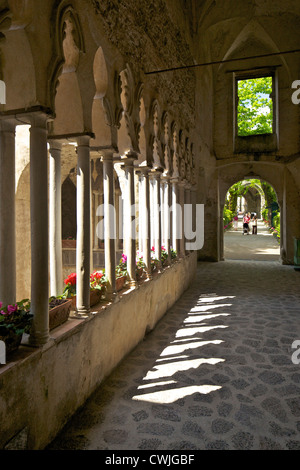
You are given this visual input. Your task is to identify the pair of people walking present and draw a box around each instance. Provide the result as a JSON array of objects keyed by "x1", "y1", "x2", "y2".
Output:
[{"x1": 243, "y1": 212, "x2": 257, "y2": 235}]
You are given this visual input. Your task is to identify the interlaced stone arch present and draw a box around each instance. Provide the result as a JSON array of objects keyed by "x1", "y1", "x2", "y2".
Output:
[
  {"x1": 48, "y1": 2, "x2": 85, "y2": 116},
  {"x1": 150, "y1": 98, "x2": 164, "y2": 169},
  {"x1": 171, "y1": 121, "x2": 179, "y2": 178},
  {"x1": 118, "y1": 63, "x2": 140, "y2": 156},
  {"x1": 91, "y1": 47, "x2": 122, "y2": 150},
  {"x1": 161, "y1": 111, "x2": 172, "y2": 176}
]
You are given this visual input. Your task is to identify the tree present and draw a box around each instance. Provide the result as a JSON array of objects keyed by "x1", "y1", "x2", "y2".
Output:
[{"x1": 237, "y1": 76, "x2": 273, "y2": 136}]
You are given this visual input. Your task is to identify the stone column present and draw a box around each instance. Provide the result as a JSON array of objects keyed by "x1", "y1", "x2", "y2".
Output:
[
  {"x1": 29, "y1": 113, "x2": 50, "y2": 346},
  {"x1": 115, "y1": 188, "x2": 122, "y2": 252},
  {"x1": 162, "y1": 176, "x2": 171, "y2": 263},
  {"x1": 76, "y1": 136, "x2": 91, "y2": 316},
  {"x1": 185, "y1": 183, "x2": 192, "y2": 254},
  {"x1": 171, "y1": 178, "x2": 180, "y2": 255},
  {"x1": 137, "y1": 172, "x2": 144, "y2": 255},
  {"x1": 0, "y1": 120, "x2": 16, "y2": 306},
  {"x1": 140, "y1": 167, "x2": 152, "y2": 278},
  {"x1": 49, "y1": 141, "x2": 63, "y2": 298},
  {"x1": 178, "y1": 180, "x2": 186, "y2": 257},
  {"x1": 123, "y1": 155, "x2": 137, "y2": 286},
  {"x1": 150, "y1": 170, "x2": 162, "y2": 265},
  {"x1": 103, "y1": 151, "x2": 116, "y2": 295}
]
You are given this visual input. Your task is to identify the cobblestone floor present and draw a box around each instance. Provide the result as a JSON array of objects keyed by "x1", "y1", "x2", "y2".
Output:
[{"x1": 48, "y1": 222, "x2": 300, "y2": 450}]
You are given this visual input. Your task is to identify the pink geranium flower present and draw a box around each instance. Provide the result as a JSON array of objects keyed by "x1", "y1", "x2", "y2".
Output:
[{"x1": 7, "y1": 304, "x2": 18, "y2": 315}]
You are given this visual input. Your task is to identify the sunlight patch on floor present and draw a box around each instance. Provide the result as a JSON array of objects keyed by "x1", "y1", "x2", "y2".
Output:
[
  {"x1": 131, "y1": 292, "x2": 233, "y2": 405},
  {"x1": 159, "y1": 339, "x2": 224, "y2": 357},
  {"x1": 132, "y1": 384, "x2": 222, "y2": 404}
]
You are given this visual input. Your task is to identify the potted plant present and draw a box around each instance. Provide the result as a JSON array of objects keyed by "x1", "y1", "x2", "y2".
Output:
[
  {"x1": 161, "y1": 245, "x2": 168, "y2": 266},
  {"x1": 150, "y1": 247, "x2": 160, "y2": 272},
  {"x1": 136, "y1": 252, "x2": 146, "y2": 280},
  {"x1": 62, "y1": 271, "x2": 107, "y2": 308},
  {"x1": 90, "y1": 271, "x2": 107, "y2": 303},
  {"x1": 48, "y1": 296, "x2": 73, "y2": 330},
  {"x1": 62, "y1": 236, "x2": 76, "y2": 249},
  {"x1": 115, "y1": 254, "x2": 128, "y2": 291},
  {"x1": 0, "y1": 300, "x2": 33, "y2": 354}
]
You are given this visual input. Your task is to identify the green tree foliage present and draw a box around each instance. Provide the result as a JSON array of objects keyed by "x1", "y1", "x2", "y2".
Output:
[{"x1": 237, "y1": 76, "x2": 273, "y2": 136}]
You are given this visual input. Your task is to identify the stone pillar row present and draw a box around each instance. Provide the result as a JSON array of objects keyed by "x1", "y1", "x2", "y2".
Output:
[{"x1": 0, "y1": 112, "x2": 194, "y2": 347}]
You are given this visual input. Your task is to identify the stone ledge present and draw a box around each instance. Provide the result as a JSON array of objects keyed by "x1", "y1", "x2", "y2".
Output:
[{"x1": 0, "y1": 252, "x2": 197, "y2": 450}]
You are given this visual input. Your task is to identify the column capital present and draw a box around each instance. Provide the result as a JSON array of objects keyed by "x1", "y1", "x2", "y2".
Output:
[
  {"x1": 0, "y1": 118, "x2": 16, "y2": 133},
  {"x1": 101, "y1": 150, "x2": 114, "y2": 161},
  {"x1": 77, "y1": 134, "x2": 91, "y2": 147},
  {"x1": 138, "y1": 165, "x2": 151, "y2": 175},
  {"x1": 49, "y1": 140, "x2": 62, "y2": 152},
  {"x1": 29, "y1": 110, "x2": 52, "y2": 129},
  {"x1": 149, "y1": 168, "x2": 163, "y2": 180},
  {"x1": 121, "y1": 152, "x2": 138, "y2": 168},
  {"x1": 170, "y1": 177, "x2": 179, "y2": 184}
]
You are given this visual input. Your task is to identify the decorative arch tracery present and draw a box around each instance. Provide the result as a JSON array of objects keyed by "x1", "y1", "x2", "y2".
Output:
[
  {"x1": 48, "y1": 2, "x2": 85, "y2": 113},
  {"x1": 150, "y1": 99, "x2": 163, "y2": 169}
]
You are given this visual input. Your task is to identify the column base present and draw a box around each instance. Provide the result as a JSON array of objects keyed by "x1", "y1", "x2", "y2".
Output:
[
  {"x1": 106, "y1": 292, "x2": 120, "y2": 303},
  {"x1": 74, "y1": 308, "x2": 91, "y2": 319},
  {"x1": 28, "y1": 332, "x2": 50, "y2": 348}
]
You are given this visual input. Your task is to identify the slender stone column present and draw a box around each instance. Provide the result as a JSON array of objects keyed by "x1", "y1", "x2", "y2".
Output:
[
  {"x1": 162, "y1": 177, "x2": 171, "y2": 264},
  {"x1": 137, "y1": 172, "x2": 144, "y2": 255},
  {"x1": 191, "y1": 185, "x2": 197, "y2": 240},
  {"x1": 103, "y1": 151, "x2": 116, "y2": 295},
  {"x1": 123, "y1": 155, "x2": 137, "y2": 286},
  {"x1": 90, "y1": 160, "x2": 94, "y2": 275},
  {"x1": 0, "y1": 120, "x2": 16, "y2": 306},
  {"x1": 160, "y1": 179, "x2": 165, "y2": 246},
  {"x1": 76, "y1": 136, "x2": 91, "y2": 316},
  {"x1": 115, "y1": 188, "x2": 121, "y2": 252},
  {"x1": 140, "y1": 167, "x2": 151, "y2": 278},
  {"x1": 178, "y1": 180, "x2": 186, "y2": 257},
  {"x1": 185, "y1": 184, "x2": 192, "y2": 253},
  {"x1": 171, "y1": 178, "x2": 180, "y2": 255},
  {"x1": 49, "y1": 141, "x2": 63, "y2": 297},
  {"x1": 150, "y1": 170, "x2": 162, "y2": 265},
  {"x1": 29, "y1": 113, "x2": 50, "y2": 346}
]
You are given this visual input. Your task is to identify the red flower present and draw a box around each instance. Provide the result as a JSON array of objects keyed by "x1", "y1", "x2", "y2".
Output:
[{"x1": 64, "y1": 273, "x2": 77, "y2": 286}]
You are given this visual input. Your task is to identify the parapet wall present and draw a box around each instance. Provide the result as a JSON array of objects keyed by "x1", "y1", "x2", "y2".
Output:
[{"x1": 0, "y1": 253, "x2": 197, "y2": 450}]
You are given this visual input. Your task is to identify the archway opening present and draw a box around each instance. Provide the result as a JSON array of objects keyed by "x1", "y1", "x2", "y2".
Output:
[{"x1": 223, "y1": 178, "x2": 281, "y2": 262}]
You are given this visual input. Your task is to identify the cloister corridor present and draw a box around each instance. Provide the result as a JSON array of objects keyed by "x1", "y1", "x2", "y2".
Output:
[{"x1": 46, "y1": 221, "x2": 300, "y2": 451}]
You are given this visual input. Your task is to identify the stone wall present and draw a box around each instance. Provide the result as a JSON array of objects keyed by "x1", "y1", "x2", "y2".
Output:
[{"x1": 0, "y1": 253, "x2": 197, "y2": 450}]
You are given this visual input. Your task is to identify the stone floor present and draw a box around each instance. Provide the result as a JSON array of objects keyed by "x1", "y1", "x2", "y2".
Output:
[{"x1": 47, "y1": 221, "x2": 300, "y2": 450}]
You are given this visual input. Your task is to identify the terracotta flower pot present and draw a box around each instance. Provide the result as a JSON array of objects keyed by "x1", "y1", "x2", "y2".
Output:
[
  {"x1": 0, "y1": 331, "x2": 23, "y2": 354},
  {"x1": 116, "y1": 276, "x2": 126, "y2": 291},
  {"x1": 68, "y1": 288, "x2": 105, "y2": 309},
  {"x1": 62, "y1": 239, "x2": 76, "y2": 249},
  {"x1": 49, "y1": 298, "x2": 72, "y2": 330}
]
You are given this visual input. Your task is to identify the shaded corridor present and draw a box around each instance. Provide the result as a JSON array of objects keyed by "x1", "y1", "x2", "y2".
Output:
[{"x1": 48, "y1": 226, "x2": 300, "y2": 450}]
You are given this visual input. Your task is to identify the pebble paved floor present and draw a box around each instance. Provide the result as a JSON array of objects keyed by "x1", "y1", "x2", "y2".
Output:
[{"x1": 47, "y1": 221, "x2": 300, "y2": 450}]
